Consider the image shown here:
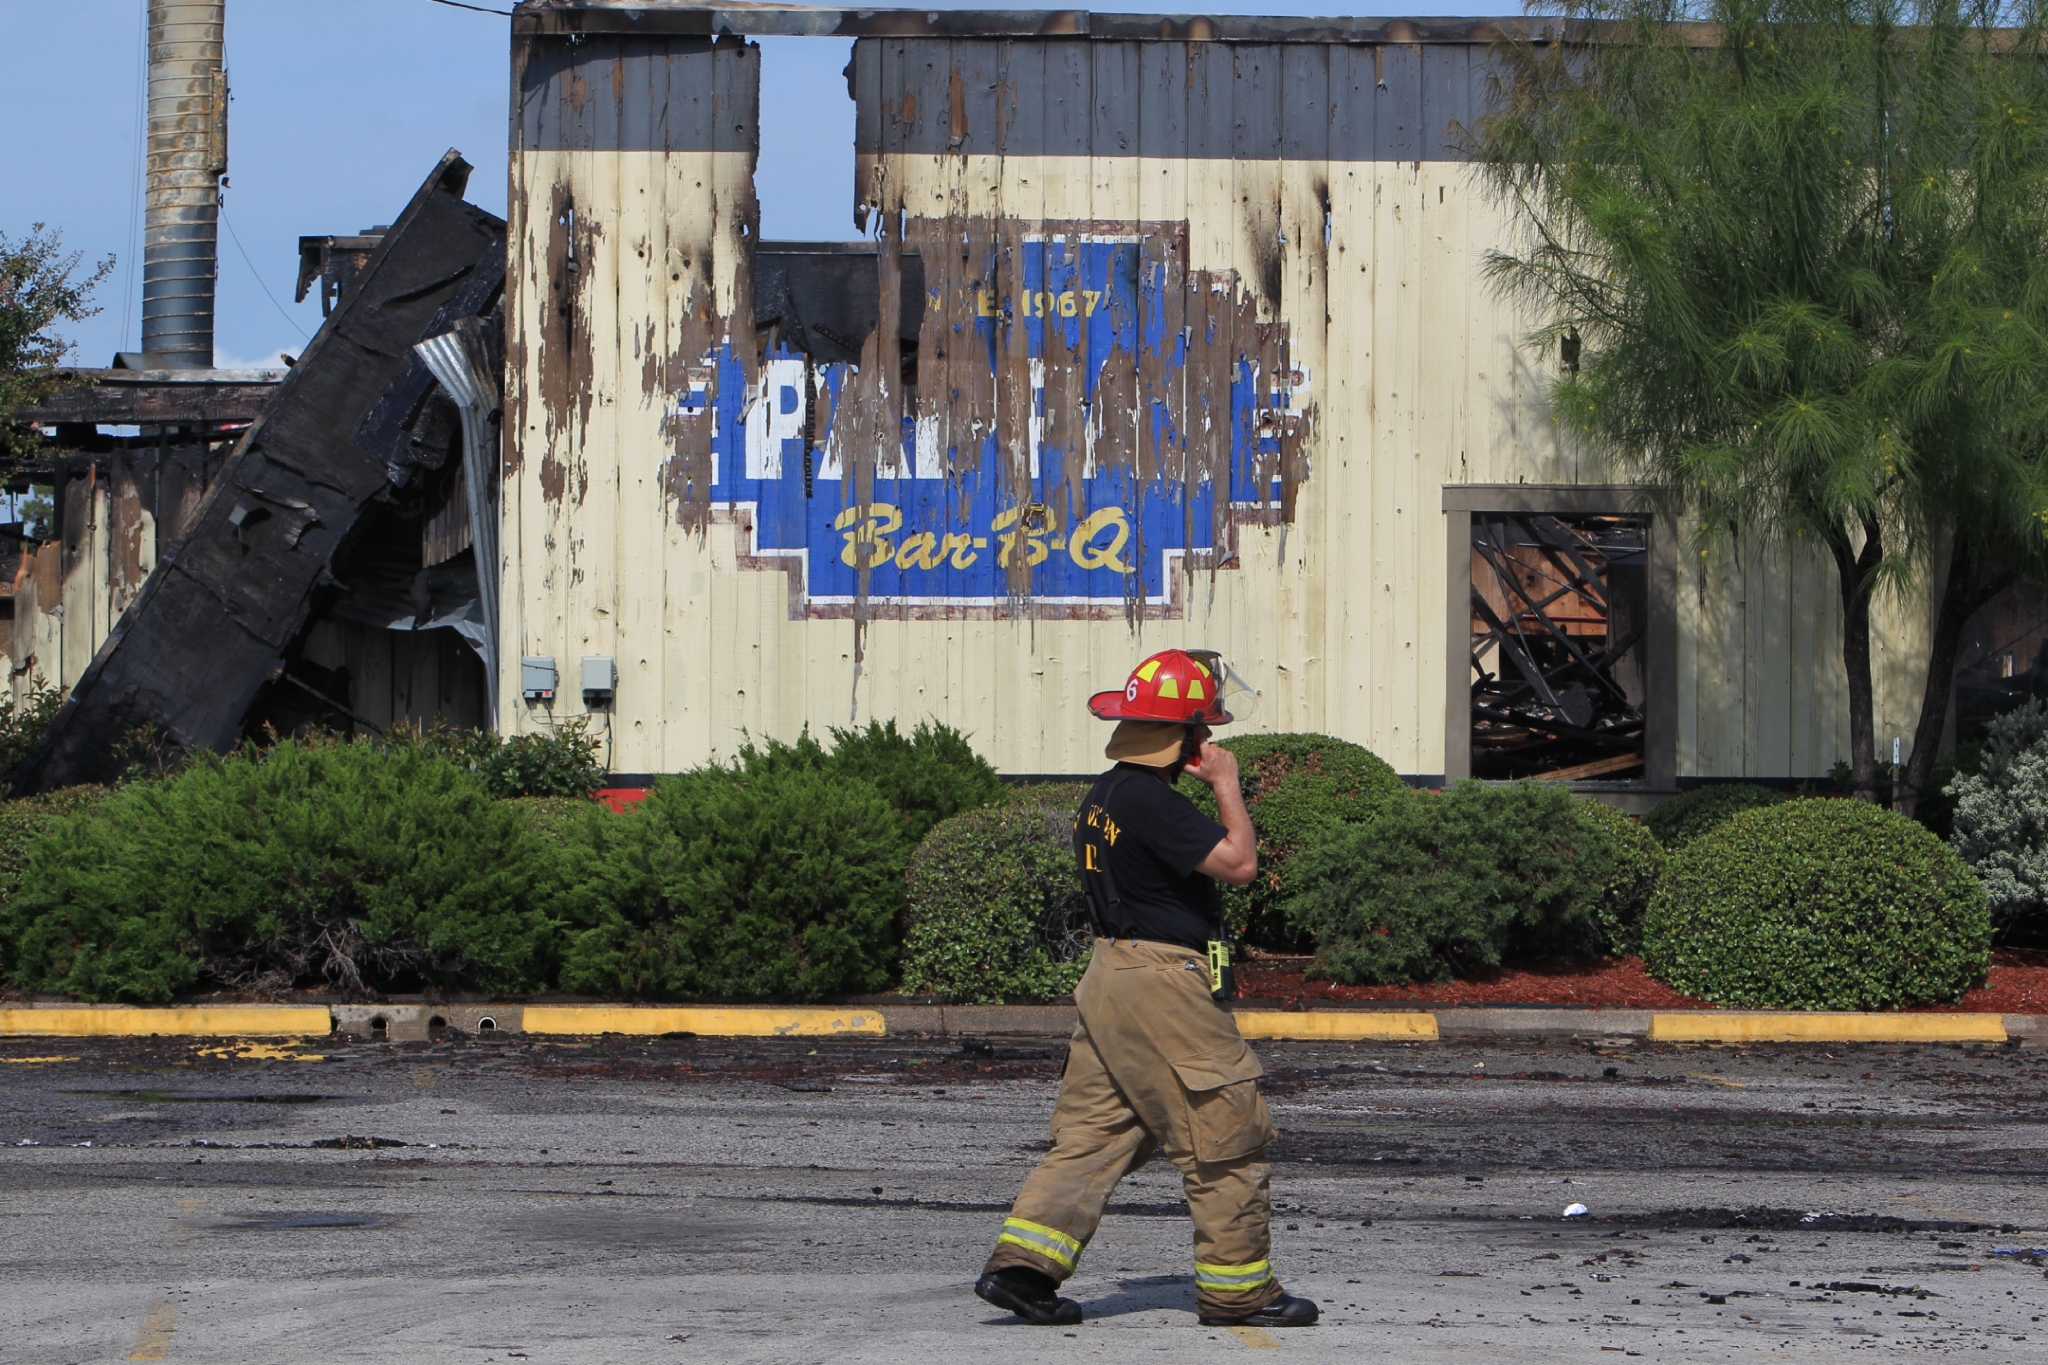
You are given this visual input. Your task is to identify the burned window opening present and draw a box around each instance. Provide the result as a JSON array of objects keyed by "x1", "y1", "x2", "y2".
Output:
[
  {"x1": 751, "y1": 241, "x2": 923, "y2": 368},
  {"x1": 1470, "y1": 512, "x2": 1650, "y2": 783}
]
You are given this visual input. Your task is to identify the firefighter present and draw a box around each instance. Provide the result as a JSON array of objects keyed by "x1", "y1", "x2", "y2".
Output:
[{"x1": 973, "y1": 648, "x2": 1319, "y2": 1330}]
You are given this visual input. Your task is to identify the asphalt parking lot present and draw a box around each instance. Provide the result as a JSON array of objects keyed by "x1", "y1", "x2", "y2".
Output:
[{"x1": 3, "y1": 1029, "x2": 2046, "y2": 1363}]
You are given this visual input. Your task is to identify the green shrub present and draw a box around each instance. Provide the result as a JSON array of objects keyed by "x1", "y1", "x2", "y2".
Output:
[
  {"x1": 389, "y1": 721, "x2": 605, "y2": 799},
  {"x1": 556, "y1": 764, "x2": 907, "y2": 1001},
  {"x1": 1, "y1": 740, "x2": 563, "y2": 1003},
  {"x1": 1190, "y1": 733, "x2": 1407, "y2": 948},
  {"x1": 1646, "y1": 783, "x2": 1788, "y2": 851},
  {"x1": 737, "y1": 719, "x2": 1005, "y2": 846},
  {"x1": 1284, "y1": 781, "x2": 1615, "y2": 985},
  {"x1": 0, "y1": 786, "x2": 110, "y2": 980},
  {"x1": 1643, "y1": 798, "x2": 1991, "y2": 1009},
  {"x1": 507, "y1": 795, "x2": 608, "y2": 849},
  {"x1": 1576, "y1": 799, "x2": 1666, "y2": 956},
  {"x1": 1947, "y1": 700, "x2": 2048, "y2": 942},
  {"x1": 0, "y1": 680, "x2": 62, "y2": 779},
  {"x1": 901, "y1": 783, "x2": 1094, "y2": 1004}
]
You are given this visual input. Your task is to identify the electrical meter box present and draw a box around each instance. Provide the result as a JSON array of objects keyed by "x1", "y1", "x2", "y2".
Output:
[
  {"x1": 581, "y1": 656, "x2": 616, "y2": 705},
  {"x1": 521, "y1": 656, "x2": 558, "y2": 702}
]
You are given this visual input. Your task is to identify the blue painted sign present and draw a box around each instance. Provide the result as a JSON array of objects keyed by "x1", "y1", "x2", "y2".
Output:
[{"x1": 678, "y1": 237, "x2": 1304, "y2": 614}]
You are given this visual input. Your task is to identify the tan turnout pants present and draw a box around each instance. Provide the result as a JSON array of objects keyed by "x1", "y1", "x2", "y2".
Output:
[{"x1": 982, "y1": 937, "x2": 1284, "y2": 1317}]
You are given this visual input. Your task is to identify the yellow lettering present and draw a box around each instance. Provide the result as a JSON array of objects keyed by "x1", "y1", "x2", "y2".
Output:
[
  {"x1": 1102, "y1": 817, "x2": 1120, "y2": 847},
  {"x1": 994, "y1": 504, "x2": 1057, "y2": 569},
  {"x1": 940, "y1": 531, "x2": 980, "y2": 570},
  {"x1": 1068, "y1": 506, "x2": 1135, "y2": 574},
  {"x1": 1084, "y1": 843, "x2": 1099, "y2": 872},
  {"x1": 834, "y1": 503, "x2": 902, "y2": 570},
  {"x1": 894, "y1": 531, "x2": 943, "y2": 571},
  {"x1": 1011, "y1": 290, "x2": 1109, "y2": 319}
]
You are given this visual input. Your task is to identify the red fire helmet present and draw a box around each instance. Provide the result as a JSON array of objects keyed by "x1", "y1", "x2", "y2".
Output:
[{"x1": 1087, "y1": 648, "x2": 1243, "y2": 726}]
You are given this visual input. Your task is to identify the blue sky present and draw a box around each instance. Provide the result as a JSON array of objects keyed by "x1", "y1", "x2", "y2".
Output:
[{"x1": 1, "y1": 1, "x2": 1518, "y2": 370}]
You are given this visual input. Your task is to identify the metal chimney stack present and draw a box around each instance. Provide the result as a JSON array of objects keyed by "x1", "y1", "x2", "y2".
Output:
[{"x1": 141, "y1": 0, "x2": 227, "y2": 370}]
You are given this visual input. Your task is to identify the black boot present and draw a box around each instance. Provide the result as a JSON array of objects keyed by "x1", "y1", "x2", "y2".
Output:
[
  {"x1": 975, "y1": 1267, "x2": 1083, "y2": 1326},
  {"x1": 1199, "y1": 1293, "x2": 1320, "y2": 1327}
]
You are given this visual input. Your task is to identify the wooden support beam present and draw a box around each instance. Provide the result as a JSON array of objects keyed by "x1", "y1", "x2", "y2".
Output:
[
  {"x1": 16, "y1": 371, "x2": 284, "y2": 426},
  {"x1": 1529, "y1": 753, "x2": 1646, "y2": 783}
]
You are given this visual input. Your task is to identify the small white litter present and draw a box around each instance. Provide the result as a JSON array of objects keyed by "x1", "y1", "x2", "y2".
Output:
[{"x1": 1562, "y1": 1203, "x2": 1590, "y2": 1219}]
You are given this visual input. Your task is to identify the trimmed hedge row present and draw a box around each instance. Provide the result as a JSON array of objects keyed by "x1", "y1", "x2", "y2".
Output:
[
  {"x1": 0, "y1": 723, "x2": 2000, "y2": 1010},
  {"x1": 2, "y1": 741, "x2": 560, "y2": 1002},
  {"x1": 0, "y1": 720, "x2": 1004, "y2": 1004}
]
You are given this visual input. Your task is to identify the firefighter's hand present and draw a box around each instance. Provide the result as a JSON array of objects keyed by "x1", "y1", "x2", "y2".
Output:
[{"x1": 1187, "y1": 741, "x2": 1238, "y2": 788}]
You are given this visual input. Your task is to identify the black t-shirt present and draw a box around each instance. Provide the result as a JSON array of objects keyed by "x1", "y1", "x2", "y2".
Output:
[{"x1": 1072, "y1": 764, "x2": 1229, "y2": 951}]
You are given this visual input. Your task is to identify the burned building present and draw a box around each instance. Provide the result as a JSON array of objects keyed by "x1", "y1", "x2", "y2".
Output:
[{"x1": 496, "y1": 3, "x2": 1936, "y2": 796}]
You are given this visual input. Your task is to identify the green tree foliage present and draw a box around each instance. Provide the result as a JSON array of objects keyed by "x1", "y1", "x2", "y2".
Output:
[
  {"x1": 1947, "y1": 698, "x2": 2048, "y2": 940},
  {"x1": 1284, "y1": 782, "x2": 1627, "y2": 984},
  {"x1": 555, "y1": 765, "x2": 907, "y2": 1001},
  {"x1": 900, "y1": 783, "x2": 1095, "y2": 1003},
  {"x1": 0, "y1": 740, "x2": 562, "y2": 1003},
  {"x1": 1644, "y1": 797, "x2": 1990, "y2": 1006},
  {"x1": 736, "y1": 719, "x2": 1006, "y2": 845},
  {"x1": 1, "y1": 225, "x2": 113, "y2": 465},
  {"x1": 1468, "y1": 0, "x2": 2048, "y2": 806},
  {"x1": 1190, "y1": 733, "x2": 1408, "y2": 948},
  {"x1": 1646, "y1": 783, "x2": 1790, "y2": 851}
]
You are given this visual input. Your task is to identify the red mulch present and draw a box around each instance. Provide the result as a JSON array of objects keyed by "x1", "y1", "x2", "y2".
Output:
[{"x1": 1237, "y1": 949, "x2": 2048, "y2": 1013}]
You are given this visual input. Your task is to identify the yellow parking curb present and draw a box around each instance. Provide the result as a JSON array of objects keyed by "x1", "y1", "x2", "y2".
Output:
[
  {"x1": 521, "y1": 1005, "x2": 886, "y2": 1038},
  {"x1": 1233, "y1": 1010, "x2": 1439, "y2": 1042},
  {"x1": 1650, "y1": 1012, "x2": 2007, "y2": 1045},
  {"x1": 0, "y1": 1006, "x2": 332, "y2": 1038}
]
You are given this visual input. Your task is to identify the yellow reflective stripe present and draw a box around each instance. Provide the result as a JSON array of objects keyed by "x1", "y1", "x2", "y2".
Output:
[
  {"x1": 1005, "y1": 1217, "x2": 1083, "y2": 1255},
  {"x1": 997, "y1": 1232, "x2": 1075, "y2": 1271},
  {"x1": 1194, "y1": 1259, "x2": 1275, "y2": 1291},
  {"x1": 999, "y1": 1218, "x2": 1083, "y2": 1270}
]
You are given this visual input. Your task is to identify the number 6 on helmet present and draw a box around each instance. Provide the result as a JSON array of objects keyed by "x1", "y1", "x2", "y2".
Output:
[{"x1": 1088, "y1": 648, "x2": 1255, "y2": 727}]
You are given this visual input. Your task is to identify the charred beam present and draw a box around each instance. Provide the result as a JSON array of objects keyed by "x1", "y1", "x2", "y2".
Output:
[{"x1": 17, "y1": 371, "x2": 283, "y2": 426}]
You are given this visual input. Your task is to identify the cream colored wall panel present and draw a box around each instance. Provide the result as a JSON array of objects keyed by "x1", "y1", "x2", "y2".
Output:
[
  {"x1": 613, "y1": 48, "x2": 668, "y2": 769},
  {"x1": 1321, "y1": 47, "x2": 1376, "y2": 749},
  {"x1": 1275, "y1": 48, "x2": 1331, "y2": 740},
  {"x1": 1757, "y1": 554, "x2": 1793, "y2": 777},
  {"x1": 1373, "y1": 191, "x2": 1426, "y2": 764},
  {"x1": 1694, "y1": 540, "x2": 1748, "y2": 774},
  {"x1": 57, "y1": 483, "x2": 104, "y2": 689},
  {"x1": 1676, "y1": 527, "x2": 1703, "y2": 775},
  {"x1": 573, "y1": 57, "x2": 626, "y2": 755}
]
